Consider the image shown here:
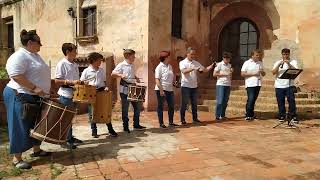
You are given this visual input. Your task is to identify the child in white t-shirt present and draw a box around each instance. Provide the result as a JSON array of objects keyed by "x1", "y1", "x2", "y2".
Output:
[{"x1": 80, "y1": 52, "x2": 118, "y2": 138}]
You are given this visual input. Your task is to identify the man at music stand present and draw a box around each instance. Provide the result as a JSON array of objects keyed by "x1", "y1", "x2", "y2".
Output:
[{"x1": 271, "y1": 48, "x2": 302, "y2": 128}]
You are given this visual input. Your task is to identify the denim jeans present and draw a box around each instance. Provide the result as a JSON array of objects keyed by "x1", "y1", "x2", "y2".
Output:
[
  {"x1": 120, "y1": 93, "x2": 141, "y2": 128},
  {"x1": 59, "y1": 96, "x2": 76, "y2": 143},
  {"x1": 245, "y1": 86, "x2": 261, "y2": 117},
  {"x1": 215, "y1": 85, "x2": 231, "y2": 118},
  {"x1": 155, "y1": 90, "x2": 174, "y2": 125},
  {"x1": 275, "y1": 87, "x2": 297, "y2": 118},
  {"x1": 88, "y1": 104, "x2": 113, "y2": 134},
  {"x1": 180, "y1": 87, "x2": 198, "y2": 122}
]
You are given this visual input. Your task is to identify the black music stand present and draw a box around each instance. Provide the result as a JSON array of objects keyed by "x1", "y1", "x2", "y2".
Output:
[
  {"x1": 273, "y1": 68, "x2": 303, "y2": 131},
  {"x1": 278, "y1": 69, "x2": 303, "y2": 79}
]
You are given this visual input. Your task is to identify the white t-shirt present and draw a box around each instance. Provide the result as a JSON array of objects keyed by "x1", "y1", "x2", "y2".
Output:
[
  {"x1": 214, "y1": 61, "x2": 232, "y2": 86},
  {"x1": 112, "y1": 60, "x2": 136, "y2": 94},
  {"x1": 6, "y1": 48, "x2": 51, "y2": 94},
  {"x1": 179, "y1": 58, "x2": 204, "y2": 88},
  {"x1": 272, "y1": 59, "x2": 298, "y2": 88},
  {"x1": 241, "y1": 59, "x2": 264, "y2": 88},
  {"x1": 80, "y1": 66, "x2": 106, "y2": 88},
  {"x1": 154, "y1": 62, "x2": 174, "y2": 91},
  {"x1": 55, "y1": 58, "x2": 79, "y2": 98}
]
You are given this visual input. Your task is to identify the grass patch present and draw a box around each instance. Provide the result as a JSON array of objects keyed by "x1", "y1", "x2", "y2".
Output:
[
  {"x1": 49, "y1": 163, "x2": 63, "y2": 180},
  {"x1": 0, "y1": 168, "x2": 40, "y2": 179},
  {"x1": 0, "y1": 168, "x2": 23, "y2": 179}
]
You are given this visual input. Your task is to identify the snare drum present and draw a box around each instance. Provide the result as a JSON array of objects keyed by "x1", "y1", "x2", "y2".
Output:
[
  {"x1": 73, "y1": 84, "x2": 96, "y2": 103},
  {"x1": 127, "y1": 85, "x2": 146, "y2": 102},
  {"x1": 92, "y1": 91, "x2": 112, "y2": 123},
  {"x1": 30, "y1": 99, "x2": 77, "y2": 144}
]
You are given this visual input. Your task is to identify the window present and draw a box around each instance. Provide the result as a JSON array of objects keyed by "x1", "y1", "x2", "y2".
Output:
[
  {"x1": 172, "y1": 0, "x2": 183, "y2": 38},
  {"x1": 239, "y1": 21, "x2": 258, "y2": 62},
  {"x1": 83, "y1": 7, "x2": 97, "y2": 36},
  {"x1": 218, "y1": 18, "x2": 259, "y2": 79}
]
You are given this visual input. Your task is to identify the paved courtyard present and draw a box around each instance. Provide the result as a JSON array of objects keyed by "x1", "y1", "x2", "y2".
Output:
[{"x1": 1, "y1": 111, "x2": 320, "y2": 180}]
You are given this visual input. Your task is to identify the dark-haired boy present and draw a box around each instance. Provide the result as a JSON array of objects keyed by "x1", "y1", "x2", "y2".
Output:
[
  {"x1": 271, "y1": 48, "x2": 298, "y2": 123},
  {"x1": 55, "y1": 43, "x2": 82, "y2": 149},
  {"x1": 80, "y1": 52, "x2": 118, "y2": 138}
]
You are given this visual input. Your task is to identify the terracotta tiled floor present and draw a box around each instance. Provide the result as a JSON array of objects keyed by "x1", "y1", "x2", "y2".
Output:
[{"x1": 20, "y1": 112, "x2": 320, "y2": 179}]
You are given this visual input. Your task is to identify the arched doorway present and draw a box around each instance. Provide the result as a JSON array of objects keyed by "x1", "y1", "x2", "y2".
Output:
[{"x1": 218, "y1": 18, "x2": 259, "y2": 79}]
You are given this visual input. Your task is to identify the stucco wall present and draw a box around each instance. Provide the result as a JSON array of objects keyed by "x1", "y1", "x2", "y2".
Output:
[
  {"x1": 263, "y1": 0, "x2": 320, "y2": 85},
  {"x1": 1, "y1": 0, "x2": 76, "y2": 75}
]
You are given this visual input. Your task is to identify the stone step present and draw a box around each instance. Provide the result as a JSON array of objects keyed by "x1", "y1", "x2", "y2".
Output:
[
  {"x1": 202, "y1": 100, "x2": 320, "y2": 112},
  {"x1": 198, "y1": 91, "x2": 310, "y2": 99},
  {"x1": 198, "y1": 105, "x2": 320, "y2": 119},
  {"x1": 199, "y1": 85, "x2": 298, "y2": 93},
  {"x1": 227, "y1": 95, "x2": 319, "y2": 105}
]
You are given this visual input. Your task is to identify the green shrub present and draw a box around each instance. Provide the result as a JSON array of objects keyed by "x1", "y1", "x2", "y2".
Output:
[{"x1": 0, "y1": 66, "x2": 8, "y2": 79}]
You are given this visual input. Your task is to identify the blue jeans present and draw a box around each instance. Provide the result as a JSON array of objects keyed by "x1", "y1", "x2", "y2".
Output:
[
  {"x1": 3, "y1": 86, "x2": 41, "y2": 154},
  {"x1": 215, "y1": 85, "x2": 231, "y2": 118},
  {"x1": 155, "y1": 90, "x2": 174, "y2": 125},
  {"x1": 120, "y1": 93, "x2": 141, "y2": 128},
  {"x1": 180, "y1": 87, "x2": 198, "y2": 122},
  {"x1": 88, "y1": 104, "x2": 113, "y2": 133},
  {"x1": 59, "y1": 96, "x2": 76, "y2": 143},
  {"x1": 275, "y1": 87, "x2": 297, "y2": 118},
  {"x1": 245, "y1": 86, "x2": 261, "y2": 117}
]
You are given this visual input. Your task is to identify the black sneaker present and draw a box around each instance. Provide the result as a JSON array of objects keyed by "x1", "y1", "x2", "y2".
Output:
[
  {"x1": 278, "y1": 116, "x2": 285, "y2": 122},
  {"x1": 291, "y1": 117, "x2": 299, "y2": 124},
  {"x1": 169, "y1": 123, "x2": 179, "y2": 127},
  {"x1": 109, "y1": 130, "x2": 118, "y2": 137},
  {"x1": 123, "y1": 127, "x2": 131, "y2": 133},
  {"x1": 245, "y1": 117, "x2": 254, "y2": 121},
  {"x1": 160, "y1": 124, "x2": 167, "y2": 128},
  {"x1": 30, "y1": 150, "x2": 52, "y2": 157},
  {"x1": 13, "y1": 161, "x2": 32, "y2": 169},
  {"x1": 92, "y1": 132, "x2": 99, "y2": 138},
  {"x1": 216, "y1": 117, "x2": 222, "y2": 122},
  {"x1": 193, "y1": 119, "x2": 202, "y2": 123},
  {"x1": 61, "y1": 142, "x2": 77, "y2": 149},
  {"x1": 72, "y1": 137, "x2": 83, "y2": 144},
  {"x1": 134, "y1": 125, "x2": 146, "y2": 130},
  {"x1": 181, "y1": 121, "x2": 187, "y2": 125}
]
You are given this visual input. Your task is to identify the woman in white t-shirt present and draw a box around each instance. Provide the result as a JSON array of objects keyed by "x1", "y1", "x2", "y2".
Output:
[
  {"x1": 154, "y1": 51, "x2": 179, "y2": 128},
  {"x1": 3, "y1": 29, "x2": 51, "y2": 169}
]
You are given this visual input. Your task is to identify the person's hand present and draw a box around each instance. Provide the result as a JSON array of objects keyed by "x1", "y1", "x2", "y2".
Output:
[
  {"x1": 160, "y1": 89, "x2": 165, "y2": 96},
  {"x1": 104, "y1": 87, "x2": 109, "y2": 91},
  {"x1": 260, "y1": 69, "x2": 266, "y2": 76},
  {"x1": 33, "y1": 87, "x2": 45, "y2": 97},
  {"x1": 251, "y1": 71, "x2": 260, "y2": 76},
  {"x1": 72, "y1": 80, "x2": 81, "y2": 85},
  {"x1": 207, "y1": 64, "x2": 214, "y2": 70},
  {"x1": 283, "y1": 59, "x2": 290, "y2": 64},
  {"x1": 173, "y1": 81, "x2": 178, "y2": 87}
]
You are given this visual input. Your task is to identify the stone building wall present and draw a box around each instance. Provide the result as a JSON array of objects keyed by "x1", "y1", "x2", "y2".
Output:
[{"x1": 1, "y1": 0, "x2": 319, "y2": 111}]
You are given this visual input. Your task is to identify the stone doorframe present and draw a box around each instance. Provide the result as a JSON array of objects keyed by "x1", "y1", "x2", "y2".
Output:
[{"x1": 208, "y1": 2, "x2": 275, "y2": 71}]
